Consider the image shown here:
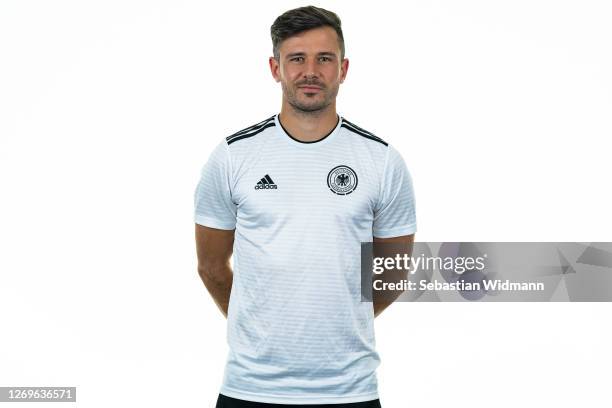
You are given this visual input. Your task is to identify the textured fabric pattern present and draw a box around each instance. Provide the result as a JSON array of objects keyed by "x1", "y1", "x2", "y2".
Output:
[{"x1": 194, "y1": 114, "x2": 416, "y2": 405}]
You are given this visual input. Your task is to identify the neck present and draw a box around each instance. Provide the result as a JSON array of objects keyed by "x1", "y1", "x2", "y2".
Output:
[{"x1": 278, "y1": 101, "x2": 339, "y2": 143}]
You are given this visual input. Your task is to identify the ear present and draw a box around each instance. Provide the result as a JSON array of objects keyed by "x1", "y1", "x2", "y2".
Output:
[
  {"x1": 269, "y1": 56, "x2": 281, "y2": 83},
  {"x1": 339, "y1": 58, "x2": 349, "y2": 84}
]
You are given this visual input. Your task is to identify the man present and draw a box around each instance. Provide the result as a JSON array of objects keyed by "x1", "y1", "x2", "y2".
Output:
[{"x1": 194, "y1": 6, "x2": 416, "y2": 408}]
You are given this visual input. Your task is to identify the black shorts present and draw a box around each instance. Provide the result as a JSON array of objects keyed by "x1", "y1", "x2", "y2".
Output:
[{"x1": 215, "y1": 393, "x2": 382, "y2": 408}]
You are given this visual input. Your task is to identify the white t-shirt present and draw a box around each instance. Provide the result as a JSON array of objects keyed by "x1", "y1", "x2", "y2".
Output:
[{"x1": 194, "y1": 113, "x2": 416, "y2": 405}]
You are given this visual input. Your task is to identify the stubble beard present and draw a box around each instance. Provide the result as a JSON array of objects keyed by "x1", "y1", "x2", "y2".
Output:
[{"x1": 282, "y1": 80, "x2": 339, "y2": 114}]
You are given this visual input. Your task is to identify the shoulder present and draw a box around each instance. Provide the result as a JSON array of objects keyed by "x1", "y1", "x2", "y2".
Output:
[
  {"x1": 340, "y1": 117, "x2": 391, "y2": 169},
  {"x1": 224, "y1": 114, "x2": 276, "y2": 147},
  {"x1": 340, "y1": 117, "x2": 389, "y2": 147}
]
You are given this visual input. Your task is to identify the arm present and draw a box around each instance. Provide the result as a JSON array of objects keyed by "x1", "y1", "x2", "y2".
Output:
[
  {"x1": 372, "y1": 233, "x2": 415, "y2": 318},
  {"x1": 195, "y1": 224, "x2": 235, "y2": 318}
]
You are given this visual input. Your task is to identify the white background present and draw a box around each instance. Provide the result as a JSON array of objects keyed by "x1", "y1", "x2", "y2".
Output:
[{"x1": 1, "y1": 1, "x2": 611, "y2": 407}]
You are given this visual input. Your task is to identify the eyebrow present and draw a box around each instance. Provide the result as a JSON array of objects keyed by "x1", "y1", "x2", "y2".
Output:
[{"x1": 285, "y1": 52, "x2": 337, "y2": 59}]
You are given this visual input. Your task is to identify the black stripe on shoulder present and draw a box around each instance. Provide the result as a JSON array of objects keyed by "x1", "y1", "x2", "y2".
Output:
[
  {"x1": 227, "y1": 121, "x2": 276, "y2": 145},
  {"x1": 341, "y1": 120, "x2": 388, "y2": 146},
  {"x1": 226, "y1": 115, "x2": 275, "y2": 143},
  {"x1": 342, "y1": 119, "x2": 386, "y2": 142}
]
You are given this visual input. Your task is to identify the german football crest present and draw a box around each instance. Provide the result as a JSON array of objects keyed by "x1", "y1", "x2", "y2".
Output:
[{"x1": 327, "y1": 165, "x2": 358, "y2": 195}]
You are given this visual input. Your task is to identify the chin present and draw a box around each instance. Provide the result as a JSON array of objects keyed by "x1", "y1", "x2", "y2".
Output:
[{"x1": 298, "y1": 104, "x2": 329, "y2": 113}]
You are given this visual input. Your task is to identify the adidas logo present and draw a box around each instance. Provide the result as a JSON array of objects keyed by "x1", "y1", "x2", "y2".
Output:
[{"x1": 254, "y1": 174, "x2": 278, "y2": 190}]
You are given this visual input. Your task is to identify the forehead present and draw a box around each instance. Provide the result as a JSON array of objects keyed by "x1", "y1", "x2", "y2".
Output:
[{"x1": 278, "y1": 26, "x2": 341, "y2": 56}]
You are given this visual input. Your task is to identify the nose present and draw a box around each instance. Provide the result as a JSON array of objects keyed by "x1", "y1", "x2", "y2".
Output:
[{"x1": 303, "y1": 58, "x2": 318, "y2": 79}]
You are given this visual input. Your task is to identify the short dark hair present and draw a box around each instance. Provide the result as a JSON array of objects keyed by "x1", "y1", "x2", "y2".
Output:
[{"x1": 270, "y1": 5, "x2": 345, "y2": 60}]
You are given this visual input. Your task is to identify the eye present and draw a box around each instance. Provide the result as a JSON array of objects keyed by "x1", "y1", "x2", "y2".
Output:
[
  {"x1": 290, "y1": 56, "x2": 304, "y2": 62},
  {"x1": 319, "y1": 56, "x2": 331, "y2": 62}
]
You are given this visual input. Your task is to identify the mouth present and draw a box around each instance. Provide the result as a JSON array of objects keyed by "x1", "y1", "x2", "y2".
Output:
[{"x1": 299, "y1": 86, "x2": 322, "y2": 92}]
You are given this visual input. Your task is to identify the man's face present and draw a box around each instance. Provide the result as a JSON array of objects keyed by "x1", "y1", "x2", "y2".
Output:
[{"x1": 270, "y1": 26, "x2": 349, "y2": 113}]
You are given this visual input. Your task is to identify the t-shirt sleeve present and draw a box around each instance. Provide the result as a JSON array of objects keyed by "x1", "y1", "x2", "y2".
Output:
[
  {"x1": 193, "y1": 140, "x2": 237, "y2": 230},
  {"x1": 372, "y1": 144, "x2": 417, "y2": 238}
]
